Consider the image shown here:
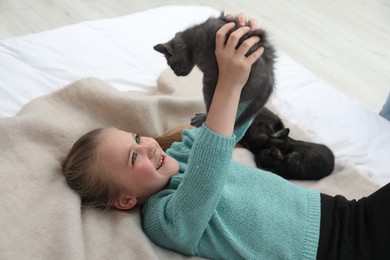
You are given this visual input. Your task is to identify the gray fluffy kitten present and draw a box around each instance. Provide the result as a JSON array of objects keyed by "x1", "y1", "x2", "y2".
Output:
[{"x1": 154, "y1": 13, "x2": 276, "y2": 128}]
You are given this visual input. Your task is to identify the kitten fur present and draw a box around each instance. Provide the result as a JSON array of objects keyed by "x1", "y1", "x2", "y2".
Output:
[
  {"x1": 242, "y1": 107, "x2": 284, "y2": 151},
  {"x1": 242, "y1": 108, "x2": 335, "y2": 180},
  {"x1": 154, "y1": 13, "x2": 276, "y2": 128}
]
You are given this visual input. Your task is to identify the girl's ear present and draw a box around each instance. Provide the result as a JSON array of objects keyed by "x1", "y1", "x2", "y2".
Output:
[{"x1": 113, "y1": 195, "x2": 137, "y2": 210}]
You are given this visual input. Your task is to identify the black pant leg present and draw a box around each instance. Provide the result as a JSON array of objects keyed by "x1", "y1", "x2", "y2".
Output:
[
  {"x1": 354, "y1": 182, "x2": 390, "y2": 258},
  {"x1": 317, "y1": 183, "x2": 390, "y2": 260}
]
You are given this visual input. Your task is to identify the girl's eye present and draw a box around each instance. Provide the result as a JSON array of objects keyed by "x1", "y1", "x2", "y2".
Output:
[
  {"x1": 131, "y1": 152, "x2": 137, "y2": 165},
  {"x1": 131, "y1": 133, "x2": 141, "y2": 165},
  {"x1": 135, "y1": 134, "x2": 141, "y2": 144}
]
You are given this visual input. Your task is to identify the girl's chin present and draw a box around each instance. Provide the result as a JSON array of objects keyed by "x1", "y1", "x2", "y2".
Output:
[{"x1": 161, "y1": 155, "x2": 179, "y2": 176}]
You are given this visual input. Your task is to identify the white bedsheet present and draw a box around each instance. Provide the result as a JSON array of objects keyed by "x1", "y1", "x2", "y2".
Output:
[
  {"x1": 0, "y1": 5, "x2": 389, "y2": 187},
  {"x1": 0, "y1": 5, "x2": 219, "y2": 117}
]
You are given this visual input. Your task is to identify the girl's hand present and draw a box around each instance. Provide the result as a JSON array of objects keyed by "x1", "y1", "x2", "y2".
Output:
[{"x1": 215, "y1": 22, "x2": 264, "y2": 93}]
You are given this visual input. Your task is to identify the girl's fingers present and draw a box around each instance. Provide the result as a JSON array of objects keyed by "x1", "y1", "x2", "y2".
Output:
[
  {"x1": 225, "y1": 13, "x2": 233, "y2": 20},
  {"x1": 236, "y1": 36, "x2": 261, "y2": 57},
  {"x1": 248, "y1": 18, "x2": 257, "y2": 30},
  {"x1": 236, "y1": 13, "x2": 246, "y2": 26},
  {"x1": 247, "y1": 46, "x2": 264, "y2": 65},
  {"x1": 225, "y1": 26, "x2": 250, "y2": 50},
  {"x1": 216, "y1": 22, "x2": 236, "y2": 48},
  {"x1": 216, "y1": 15, "x2": 263, "y2": 63},
  {"x1": 226, "y1": 12, "x2": 258, "y2": 31}
]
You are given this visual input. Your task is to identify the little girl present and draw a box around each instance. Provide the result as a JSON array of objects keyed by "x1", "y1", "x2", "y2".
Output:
[{"x1": 63, "y1": 15, "x2": 390, "y2": 260}]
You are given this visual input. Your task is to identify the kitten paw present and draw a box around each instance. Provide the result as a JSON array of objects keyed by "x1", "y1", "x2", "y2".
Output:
[{"x1": 191, "y1": 113, "x2": 207, "y2": 127}]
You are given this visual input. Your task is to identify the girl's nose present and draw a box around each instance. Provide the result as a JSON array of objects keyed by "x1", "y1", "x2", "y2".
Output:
[{"x1": 143, "y1": 141, "x2": 156, "y2": 158}]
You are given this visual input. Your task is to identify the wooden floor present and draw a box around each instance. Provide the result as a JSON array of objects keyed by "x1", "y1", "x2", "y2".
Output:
[{"x1": 1, "y1": 0, "x2": 389, "y2": 113}]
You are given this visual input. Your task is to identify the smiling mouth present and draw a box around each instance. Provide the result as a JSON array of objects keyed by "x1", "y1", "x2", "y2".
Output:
[{"x1": 156, "y1": 154, "x2": 165, "y2": 170}]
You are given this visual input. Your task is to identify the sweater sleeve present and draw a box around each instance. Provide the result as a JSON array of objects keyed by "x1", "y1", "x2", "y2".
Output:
[
  {"x1": 233, "y1": 101, "x2": 254, "y2": 142},
  {"x1": 142, "y1": 124, "x2": 235, "y2": 254}
]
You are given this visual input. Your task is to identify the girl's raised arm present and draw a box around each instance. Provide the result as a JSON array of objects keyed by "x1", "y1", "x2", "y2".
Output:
[{"x1": 205, "y1": 22, "x2": 264, "y2": 137}]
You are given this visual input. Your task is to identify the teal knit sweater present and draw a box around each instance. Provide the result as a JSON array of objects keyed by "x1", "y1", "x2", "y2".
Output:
[{"x1": 142, "y1": 116, "x2": 321, "y2": 259}]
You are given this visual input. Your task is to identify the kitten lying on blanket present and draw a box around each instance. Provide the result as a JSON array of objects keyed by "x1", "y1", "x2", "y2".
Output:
[
  {"x1": 242, "y1": 108, "x2": 335, "y2": 180},
  {"x1": 154, "y1": 13, "x2": 276, "y2": 128},
  {"x1": 241, "y1": 107, "x2": 284, "y2": 151}
]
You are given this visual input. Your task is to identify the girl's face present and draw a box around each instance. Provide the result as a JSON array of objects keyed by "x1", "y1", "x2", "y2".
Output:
[{"x1": 99, "y1": 128, "x2": 179, "y2": 210}]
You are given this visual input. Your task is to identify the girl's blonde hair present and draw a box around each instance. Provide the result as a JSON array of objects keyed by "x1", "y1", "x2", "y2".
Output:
[{"x1": 62, "y1": 124, "x2": 190, "y2": 210}]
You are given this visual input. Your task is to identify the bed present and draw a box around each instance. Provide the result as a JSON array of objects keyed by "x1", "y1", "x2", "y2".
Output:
[{"x1": 1, "y1": 5, "x2": 389, "y2": 259}]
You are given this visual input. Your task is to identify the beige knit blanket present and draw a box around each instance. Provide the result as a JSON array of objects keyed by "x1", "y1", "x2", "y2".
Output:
[{"x1": 0, "y1": 68, "x2": 379, "y2": 259}]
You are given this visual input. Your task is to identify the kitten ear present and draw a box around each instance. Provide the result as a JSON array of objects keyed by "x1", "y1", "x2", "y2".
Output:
[
  {"x1": 272, "y1": 128, "x2": 290, "y2": 139},
  {"x1": 153, "y1": 43, "x2": 173, "y2": 56}
]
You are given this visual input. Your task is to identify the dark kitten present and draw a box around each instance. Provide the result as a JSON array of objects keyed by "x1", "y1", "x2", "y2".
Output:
[
  {"x1": 242, "y1": 107, "x2": 285, "y2": 151},
  {"x1": 154, "y1": 13, "x2": 276, "y2": 128},
  {"x1": 242, "y1": 108, "x2": 335, "y2": 180}
]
